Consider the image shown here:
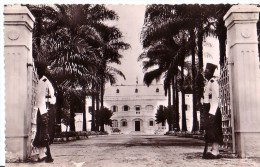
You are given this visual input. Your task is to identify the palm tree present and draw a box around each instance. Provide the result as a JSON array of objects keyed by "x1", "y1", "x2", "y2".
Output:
[
  {"x1": 155, "y1": 105, "x2": 167, "y2": 126},
  {"x1": 96, "y1": 25, "x2": 130, "y2": 132},
  {"x1": 174, "y1": 5, "x2": 208, "y2": 132},
  {"x1": 27, "y1": 4, "x2": 68, "y2": 133},
  {"x1": 141, "y1": 4, "x2": 232, "y2": 132},
  {"x1": 189, "y1": 29, "x2": 199, "y2": 132},
  {"x1": 45, "y1": 4, "x2": 101, "y2": 131},
  {"x1": 141, "y1": 4, "x2": 198, "y2": 131},
  {"x1": 90, "y1": 86, "x2": 96, "y2": 131},
  {"x1": 172, "y1": 4, "x2": 233, "y2": 132},
  {"x1": 173, "y1": 30, "x2": 194, "y2": 131},
  {"x1": 28, "y1": 4, "x2": 125, "y2": 132},
  {"x1": 138, "y1": 39, "x2": 178, "y2": 131}
]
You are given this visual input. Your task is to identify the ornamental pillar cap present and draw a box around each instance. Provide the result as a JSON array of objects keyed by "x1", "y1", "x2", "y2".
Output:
[
  {"x1": 224, "y1": 5, "x2": 260, "y2": 28},
  {"x1": 224, "y1": 4, "x2": 260, "y2": 20},
  {"x1": 4, "y1": 4, "x2": 35, "y2": 30}
]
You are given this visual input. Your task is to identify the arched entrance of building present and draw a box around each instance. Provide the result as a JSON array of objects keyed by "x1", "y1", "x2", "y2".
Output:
[{"x1": 132, "y1": 118, "x2": 143, "y2": 132}]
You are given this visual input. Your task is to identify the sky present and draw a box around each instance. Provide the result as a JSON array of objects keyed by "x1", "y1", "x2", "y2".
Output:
[
  {"x1": 1, "y1": 0, "x2": 259, "y2": 166},
  {"x1": 106, "y1": 4, "x2": 147, "y2": 85}
]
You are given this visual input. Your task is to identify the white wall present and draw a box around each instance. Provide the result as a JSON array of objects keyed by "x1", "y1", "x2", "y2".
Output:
[
  {"x1": 178, "y1": 93, "x2": 193, "y2": 132},
  {"x1": 85, "y1": 96, "x2": 92, "y2": 131}
]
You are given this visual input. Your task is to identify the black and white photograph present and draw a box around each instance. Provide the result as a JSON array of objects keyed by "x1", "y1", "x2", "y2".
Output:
[{"x1": 1, "y1": 0, "x2": 260, "y2": 166}]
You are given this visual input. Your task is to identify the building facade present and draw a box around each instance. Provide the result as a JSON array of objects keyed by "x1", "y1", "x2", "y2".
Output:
[
  {"x1": 84, "y1": 84, "x2": 196, "y2": 134},
  {"x1": 103, "y1": 84, "x2": 169, "y2": 134}
]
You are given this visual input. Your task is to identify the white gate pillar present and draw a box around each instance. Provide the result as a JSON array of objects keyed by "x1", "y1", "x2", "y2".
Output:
[
  {"x1": 4, "y1": 5, "x2": 35, "y2": 161},
  {"x1": 224, "y1": 5, "x2": 260, "y2": 158}
]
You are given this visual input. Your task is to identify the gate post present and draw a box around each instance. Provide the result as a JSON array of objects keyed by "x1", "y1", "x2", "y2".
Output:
[
  {"x1": 224, "y1": 5, "x2": 260, "y2": 158},
  {"x1": 4, "y1": 5, "x2": 35, "y2": 161}
]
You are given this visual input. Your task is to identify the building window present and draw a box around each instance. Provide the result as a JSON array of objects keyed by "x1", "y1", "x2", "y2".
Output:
[
  {"x1": 112, "y1": 120, "x2": 118, "y2": 127},
  {"x1": 145, "y1": 105, "x2": 154, "y2": 110},
  {"x1": 149, "y1": 120, "x2": 154, "y2": 126},
  {"x1": 123, "y1": 105, "x2": 130, "y2": 111},
  {"x1": 121, "y1": 119, "x2": 127, "y2": 127},
  {"x1": 136, "y1": 112, "x2": 140, "y2": 114},
  {"x1": 135, "y1": 88, "x2": 138, "y2": 93},
  {"x1": 185, "y1": 104, "x2": 189, "y2": 111},
  {"x1": 156, "y1": 88, "x2": 159, "y2": 93},
  {"x1": 186, "y1": 104, "x2": 190, "y2": 111},
  {"x1": 135, "y1": 105, "x2": 141, "y2": 111},
  {"x1": 111, "y1": 105, "x2": 118, "y2": 112},
  {"x1": 116, "y1": 89, "x2": 119, "y2": 93}
]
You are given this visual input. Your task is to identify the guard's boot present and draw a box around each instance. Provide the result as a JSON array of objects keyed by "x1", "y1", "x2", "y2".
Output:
[
  {"x1": 38, "y1": 147, "x2": 47, "y2": 162},
  {"x1": 205, "y1": 143, "x2": 220, "y2": 159},
  {"x1": 45, "y1": 142, "x2": 54, "y2": 163}
]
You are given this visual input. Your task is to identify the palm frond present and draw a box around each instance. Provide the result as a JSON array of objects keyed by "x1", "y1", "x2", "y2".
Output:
[{"x1": 143, "y1": 68, "x2": 164, "y2": 86}]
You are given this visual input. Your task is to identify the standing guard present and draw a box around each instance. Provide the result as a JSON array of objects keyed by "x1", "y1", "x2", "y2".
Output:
[
  {"x1": 202, "y1": 63, "x2": 223, "y2": 159},
  {"x1": 33, "y1": 75, "x2": 54, "y2": 163}
]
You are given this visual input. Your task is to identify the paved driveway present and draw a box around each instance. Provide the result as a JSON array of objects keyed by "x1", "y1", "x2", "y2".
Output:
[{"x1": 6, "y1": 135, "x2": 260, "y2": 167}]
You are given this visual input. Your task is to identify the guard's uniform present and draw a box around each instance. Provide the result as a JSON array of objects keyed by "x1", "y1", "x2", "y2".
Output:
[
  {"x1": 203, "y1": 77, "x2": 223, "y2": 144},
  {"x1": 33, "y1": 77, "x2": 50, "y2": 147},
  {"x1": 33, "y1": 76, "x2": 54, "y2": 161},
  {"x1": 36, "y1": 77, "x2": 49, "y2": 114}
]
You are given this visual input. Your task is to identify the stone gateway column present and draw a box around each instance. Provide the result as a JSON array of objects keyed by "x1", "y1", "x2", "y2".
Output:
[
  {"x1": 224, "y1": 5, "x2": 260, "y2": 158},
  {"x1": 4, "y1": 5, "x2": 35, "y2": 161}
]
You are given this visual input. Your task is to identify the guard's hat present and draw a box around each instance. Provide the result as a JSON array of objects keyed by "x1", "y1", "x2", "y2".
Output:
[{"x1": 205, "y1": 63, "x2": 218, "y2": 74}]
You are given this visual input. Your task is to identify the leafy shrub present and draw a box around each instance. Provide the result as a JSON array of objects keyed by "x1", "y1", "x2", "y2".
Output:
[{"x1": 112, "y1": 128, "x2": 121, "y2": 133}]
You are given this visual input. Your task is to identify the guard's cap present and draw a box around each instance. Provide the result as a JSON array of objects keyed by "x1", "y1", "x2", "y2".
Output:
[{"x1": 205, "y1": 63, "x2": 218, "y2": 74}]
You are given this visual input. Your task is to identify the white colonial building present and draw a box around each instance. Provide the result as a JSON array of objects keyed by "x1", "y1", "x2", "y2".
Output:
[
  {"x1": 103, "y1": 84, "x2": 169, "y2": 134},
  {"x1": 85, "y1": 84, "x2": 196, "y2": 134}
]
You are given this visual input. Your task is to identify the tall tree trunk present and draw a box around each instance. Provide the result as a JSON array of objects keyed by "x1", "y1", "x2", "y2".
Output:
[
  {"x1": 196, "y1": 72, "x2": 205, "y2": 132},
  {"x1": 96, "y1": 92, "x2": 100, "y2": 131},
  {"x1": 197, "y1": 28, "x2": 204, "y2": 73},
  {"x1": 197, "y1": 28, "x2": 205, "y2": 133},
  {"x1": 181, "y1": 63, "x2": 187, "y2": 132},
  {"x1": 218, "y1": 35, "x2": 227, "y2": 69},
  {"x1": 91, "y1": 93, "x2": 96, "y2": 131},
  {"x1": 219, "y1": 36, "x2": 226, "y2": 69},
  {"x1": 100, "y1": 79, "x2": 104, "y2": 109},
  {"x1": 175, "y1": 74, "x2": 180, "y2": 131},
  {"x1": 167, "y1": 86, "x2": 172, "y2": 131},
  {"x1": 55, "y1": 89, "x2": 62, "y2": 133},
  {"x1": 199, "y1": 98, "x2": 204, "y2": 132},
  {"x1": 69, "y1": 99, "x2": 75, "y2": 132},
  {"x1": 172, "y1": 77, "x2": 177, "y2": 130},
  {"x1": 82, "y1": 97, "x2": 86, "y2": 131},
  {"x1": 168, "y1": 86, "x2": 172, "y2": 107},
  {"x1": 100, "y1": 79, "x2": 105, "y2": 132},
  {"x1": 190, "y1": 29, "x2": 199, "y2": 132},
  {"x1": 217, "y1": 17, "x2": 227, "y2": 69}
]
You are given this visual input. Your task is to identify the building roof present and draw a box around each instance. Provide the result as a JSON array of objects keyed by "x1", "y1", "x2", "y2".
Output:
[{"x1": 104, "y1": 84, "x2": 166, "y2": 99}]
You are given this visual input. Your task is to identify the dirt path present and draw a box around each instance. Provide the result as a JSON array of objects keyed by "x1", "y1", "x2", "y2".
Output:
[{"x1": 6, "y1": 135, "x2": 260, "y2": 167}]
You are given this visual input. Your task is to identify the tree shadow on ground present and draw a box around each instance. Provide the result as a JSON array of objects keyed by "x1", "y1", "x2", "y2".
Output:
[{"x1": 184, "y1": 152, "x2": 238, "y2": 160}]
